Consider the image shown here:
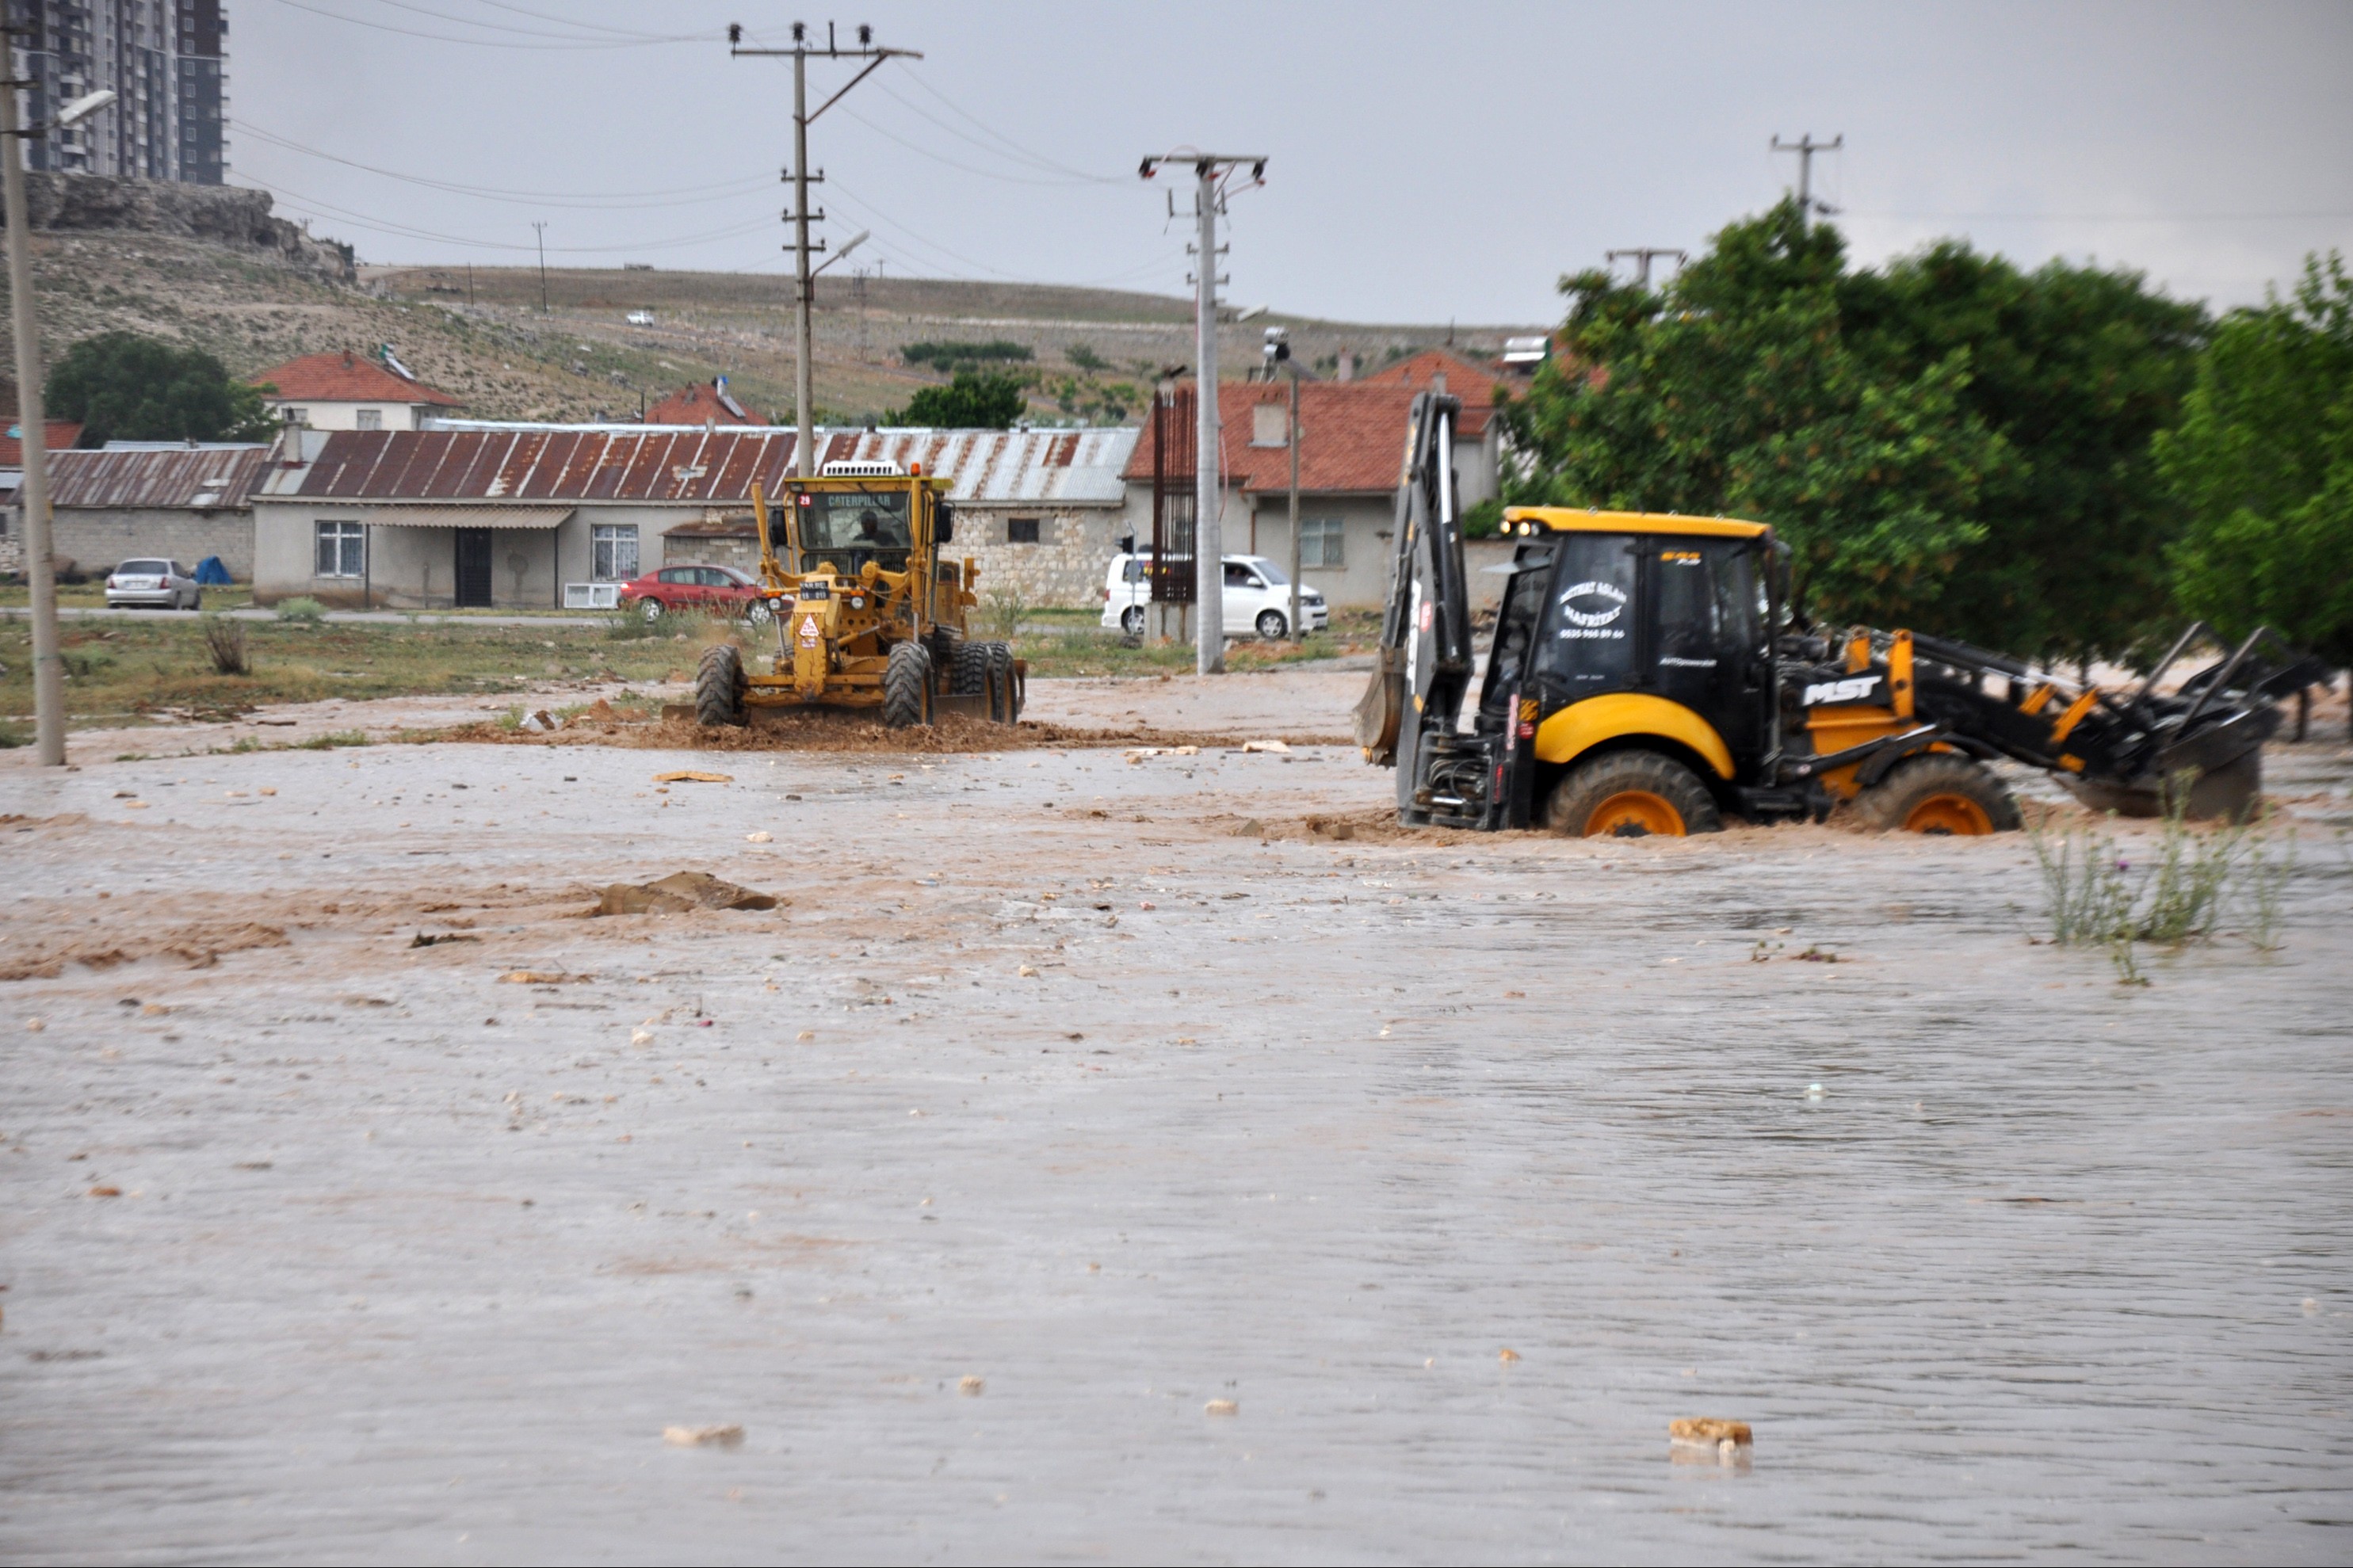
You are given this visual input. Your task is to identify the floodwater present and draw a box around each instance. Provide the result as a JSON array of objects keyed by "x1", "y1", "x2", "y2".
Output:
[{"x1": 2, "y1": 719, "x2": 2350, "y2": 1564}]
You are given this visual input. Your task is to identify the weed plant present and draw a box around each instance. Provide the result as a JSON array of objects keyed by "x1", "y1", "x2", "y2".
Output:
[
  {"x1": 201, "y1": 615, "x2": 247, "y2": 676},
  {"x1": 276, "y1": 597, "x2": 325, "y2": 624},
  {"x1": 2030, "y1": 780, "x2": 2294, "y2": 981}
]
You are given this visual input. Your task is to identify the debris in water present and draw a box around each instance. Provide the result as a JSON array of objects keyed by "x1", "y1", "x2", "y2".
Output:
[
  {"x1": 520, "y1": 710, "x2": 556, "y2": 733},
  {"x1": 1018, "y1": 965, "x2": 1039, "y2": 978},
  {"x1": 1241, "y1": 739, "x2": 1290, "y2": 753},
  {"x1": 596, "y1": 872, "x2": 778, "y2": 916},
  {"x1": 88, "y1": 1185, "x2": 121, "y2": 1198},
  {"x1": 1669, "y1": 1417, "x2": 1752, "y2": 1453},
  {"x1": 410, "y1": 932, "x2": 479, "y2": 948},
  {"x1": 24, "y1": 1018, "x2": 44, "y2": 1032},
  {"x1": 629, "y1": 1029, "x2": 654, "y2": 1047},
  {"x1": 745, "y1": 831, "x2": 774, "y2": 844},
  {"x1": 1805, "y1": 1082, "x2": 1827, "y2": 1101},
  {"x1": 1499, "y1": 1348, "x2": 1521, "y2": 1364},
  {"x1": 501, "y1": 971, "x2": 589, "y2": 985},
  {"x1": 654, "y1": 770, "x2": 734, "y2": 784},
  {"x1": 663, "y1": 1424, "x2": 744, "y2": 1448},
  {"x1": 1205, "y1": 1399, "x2": 1238, "y2": 1417},
  {"x1": 959, "y1": 1375, "x2": 984, "y2": 1396}
]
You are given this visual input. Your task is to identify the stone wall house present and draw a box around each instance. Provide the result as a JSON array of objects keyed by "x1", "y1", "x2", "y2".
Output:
[
  {"x1": 250, "y1": 423, "x2": 1138, "y2": 610},
  {"x1": 0, "y1": 419, "x2": 84, "y2": 576},
  {"x1": 1119, "y1": 380, "x2": 1502, "y2": 611},
  {"x1": 42, "y1": 441, "x2": 270, "y2": 580}
]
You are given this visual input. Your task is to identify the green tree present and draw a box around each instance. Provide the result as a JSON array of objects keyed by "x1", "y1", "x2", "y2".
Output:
[
  {"x1": 2157, "y1": 252, "x2": 2353, "y2": 667},
  {"x1": 1502, "y1": 202, "x2": 1999, "y2": 626},
  {"x1": 887, "y1": 371, "x2": 1027, "y2": 429},
  {"x1": 46, "y1": 330, "x2": 276, "y2": 448},
  {"x1": 1841, "y1": 246, "x2": 2208, "y2": 659}
]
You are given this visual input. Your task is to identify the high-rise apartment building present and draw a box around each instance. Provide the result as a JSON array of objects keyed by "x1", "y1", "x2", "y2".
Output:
[{"x1": 10, "y1": 2, "x2": 226, "y2": 185}]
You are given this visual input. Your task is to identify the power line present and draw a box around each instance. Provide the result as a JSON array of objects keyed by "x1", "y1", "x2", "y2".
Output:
[
  {"x1": 888, "y1": 67, "x2": 1122, "y2": 186},
  {"x1": 265, "y1": 0, "x2": 710, "y2": 51},
  {"x1": 872, "y1": 74, "x2": 1122, "y2": 185},
  {"x1": 246, "y1": 177, "x2": 775, "y2": 253},
  {"x1": 231, "y1": 119, "x2": 772, "y2": 208},
  {"x1": 836, "y1": 103, "x2": 1111, "y2": 189},
  {"x1": 1847, "y1": 208, "x2": 2353, "y2": 223}
]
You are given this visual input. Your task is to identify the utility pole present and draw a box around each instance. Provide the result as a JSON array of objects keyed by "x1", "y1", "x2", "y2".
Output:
[
  {"x1": 731, "y1": 21, "x2": 917, "y2": 477},
  {"x1": 1140, "y1": 151, "x2": 1266, "y2": 676},
  {"x1": 3, "y1": 56, "x2": 115, "y2": 767},
  {"x1": 533, "y1": 220, "x2": 548, "y2": 312},
  {"x1": 1770, "y1": 133, "x2": 1843, "y2": 232},
  {"x1": 1605, "y1": 246, "x2": 1687, "y2": 287}
]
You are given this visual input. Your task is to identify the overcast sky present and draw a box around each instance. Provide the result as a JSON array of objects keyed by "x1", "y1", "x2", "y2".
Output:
[{"x1": 231, "y1": 0, "x2": 2352, "y2": 324}]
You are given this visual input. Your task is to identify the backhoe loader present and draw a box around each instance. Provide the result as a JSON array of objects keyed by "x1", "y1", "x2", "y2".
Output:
[
  {"x1": 693, "y1": 461, "x2": 1023, "y2": 730},
  {"x1": 1358, "y1": 393, "x2": 2325, "y2": 836}
]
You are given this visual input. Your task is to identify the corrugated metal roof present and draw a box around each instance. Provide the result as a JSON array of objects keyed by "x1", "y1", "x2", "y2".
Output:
[
  {"x1": 287, "y1": 426, "x2": 1138, "y2": 509},
  {"x1": 48, "y1": 445, "x2": 272, "y2": 510}
]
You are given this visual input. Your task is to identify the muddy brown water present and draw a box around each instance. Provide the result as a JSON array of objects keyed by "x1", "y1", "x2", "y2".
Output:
[{"x1": 2, "y1": 735, "x2": 2349, "y2": 1563}]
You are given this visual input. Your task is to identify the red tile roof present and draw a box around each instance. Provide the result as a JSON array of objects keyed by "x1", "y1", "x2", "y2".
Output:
[
  {"x1": 1354, "y1": 349, "x2": 1506, "y2": 437},
  {"x1": 0, "y1": 421, "x2": 84, "y2": 465},
  {"x1": 643, "y1": 381, "x2": 766, "y2": 426},
  {"x1": 250, "y1": 351, "x2": 463, "y2": 407},
  {"x1": 1122, "y1": 382, "x2": 1431, "y2": 495}
]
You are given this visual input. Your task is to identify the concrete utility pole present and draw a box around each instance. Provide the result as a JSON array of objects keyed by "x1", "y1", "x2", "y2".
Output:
[
  {"x1": 731, "y1": 21, "x2": 916, "y2": 477},
  {"x1": 533, "y1": 221, "x2": 548, "y2": 312},
  {"x1": 1770, "y1": 133, "x2": 1843, "y2": 232},
  {"x1": 3, "y1": 55, "x2": 116, "y2": 767},
  {"x1": 1140, "y1": 151, "x2": 1266, "y2": 676},
  {"x1": 1605, "y1": 246, "x2": 1688, "y2": 287}
]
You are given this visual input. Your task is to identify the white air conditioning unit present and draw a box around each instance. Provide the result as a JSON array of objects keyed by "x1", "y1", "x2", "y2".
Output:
[
  {"x1": 820, "y1": 460, "x2": 904, "y2": 477},
  {"x1": 564, "y1": 582, "x2": 621, "y2": 610}
]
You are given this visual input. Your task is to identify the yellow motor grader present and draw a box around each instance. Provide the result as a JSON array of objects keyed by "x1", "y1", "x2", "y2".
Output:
[{"x1": 693, "y1": 461, "x2": 1023, "y2": 730}]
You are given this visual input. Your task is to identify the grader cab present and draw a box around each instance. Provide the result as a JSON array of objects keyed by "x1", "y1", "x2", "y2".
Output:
[{"x1": 693, "y1": 461, "x2": 1023, "y2": 730}]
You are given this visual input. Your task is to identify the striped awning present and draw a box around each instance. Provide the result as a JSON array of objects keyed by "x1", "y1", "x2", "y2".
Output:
[{"x1": 354, "y1": 505, "x2": 574, "y2": 530}]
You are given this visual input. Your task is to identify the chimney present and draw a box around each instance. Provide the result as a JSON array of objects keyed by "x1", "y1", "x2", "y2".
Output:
[
  {"x1": 1336, "y1": 349, "x2": 1354, "y2": 383},
  {"x1": 342, "y1": 350, "x2": 354, "y2": 368},
  {"x1": 1432, "y1": 372, "x2": 1447, "y2": 395}
]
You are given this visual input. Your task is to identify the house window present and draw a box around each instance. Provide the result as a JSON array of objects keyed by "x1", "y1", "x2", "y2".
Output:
[
  {"x1": 592, "y1": 523, "x2": 640, "y2": 582},
  {"x1": 1301, "y1": 517, "x2": 1345, "y2": 568},
  {"x1": 315, "y1": 520, "x2": 364, "y2": 578},
  {"x1": 1007, "y1": 517, "x2": 1041, "y2": 545},
  {"x1": 355, "y1": 408, "x2": 384, "y2": 431},
  {"x1": 1251, "y1": 404, "x2": 1289, "y2": 447},
  {"x1": 281, "y1": 406, "x2": 307, "y2": 425}
]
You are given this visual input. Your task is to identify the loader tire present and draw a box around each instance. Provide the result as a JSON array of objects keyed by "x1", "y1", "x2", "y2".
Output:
[
  {"x1": 984, "y1": 641, "x2": 1018, "y2": 723},
  {"x1": 1854, "y1": 753, "x2": 2021, "y2": 835},
  {"x1": 694, "y1": 643, "x2": 745, "y2": 728},
  {"x1": 883, "y1": 640, "x2": 933, "y2": 730},
  {"x1": 950, "y1": 639, "x2": 991, "y2": 696},
  {"x1": 1544, "y1": 750, "x2": 1721, "y2": 838}
]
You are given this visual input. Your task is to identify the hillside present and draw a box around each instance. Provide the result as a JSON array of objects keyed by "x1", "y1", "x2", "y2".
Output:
[{"x1": 6, "y1": 175, "x2": 1543, "y2": 428}]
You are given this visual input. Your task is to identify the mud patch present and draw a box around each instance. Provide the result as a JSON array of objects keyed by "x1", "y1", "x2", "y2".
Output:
[
  {"x1": 0, "y1": 921, "x2": 290, "y2": 982},
  {"x1": 423, "y1": 712, "x2": 1346, "y2": 756}
]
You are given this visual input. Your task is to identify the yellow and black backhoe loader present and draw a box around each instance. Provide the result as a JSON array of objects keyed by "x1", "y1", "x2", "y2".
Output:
[
  {"x1": 693, "y1": 460, "x2": 1024, "y2": 730},
  {"x1": 1357, "y1": 393, "x2": 2324, "y2": 836}
]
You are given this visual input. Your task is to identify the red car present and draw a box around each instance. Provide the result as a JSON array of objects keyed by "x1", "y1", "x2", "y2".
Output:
[{"x1": 617, "y1": 564, "x2": 774, "y2": 624}]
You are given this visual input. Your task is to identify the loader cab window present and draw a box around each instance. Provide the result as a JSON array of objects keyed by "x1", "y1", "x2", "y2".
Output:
[
  {"x1": 1477, "y1": 547, "x2": 1553, "y2": 721},
  {"x1": 1533, "y1": 533, "x2": 1637, "y2": 689},
  {"x1": 795, "y1": 488, "x2": 915, "y2": 575}
]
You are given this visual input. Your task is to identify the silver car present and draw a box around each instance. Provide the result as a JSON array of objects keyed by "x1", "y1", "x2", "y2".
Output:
[{"x1": 105, "y1": 558, "x2": 202, "y2": 611}]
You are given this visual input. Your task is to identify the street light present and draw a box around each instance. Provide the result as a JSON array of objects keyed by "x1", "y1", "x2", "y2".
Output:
[
  {"x1": 2, "y1": 48, "x2": 117, "y2": 766},
  {"x1": 811, "y1": 228, "x2": 869, "y2": 277}
]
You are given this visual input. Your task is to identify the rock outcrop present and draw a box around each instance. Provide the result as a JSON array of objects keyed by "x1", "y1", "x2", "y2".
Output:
[{"x1": 5, "y1": 173, "x2": 354, "y2": 283}]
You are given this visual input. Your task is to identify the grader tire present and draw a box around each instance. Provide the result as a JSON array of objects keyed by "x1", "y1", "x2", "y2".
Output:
[
  {"x1": 984, "y1": 641, "x2": 1018, "y2": 723},
  {"x1": 949, "y1": 639, "x2": 990, "y2": 696},
  {"x1": 694, "y1": 643, "x2": 745, "y2": 728},
  {"x1": 1544, "y1": 750, "x2": 1721, "y2": 838},
  {"x1": 1855, "y1": 753, "x2": 2021, "y2": 835},
  {"x1": 882, "y1": 641, "x2": 933, "y2": 729}
]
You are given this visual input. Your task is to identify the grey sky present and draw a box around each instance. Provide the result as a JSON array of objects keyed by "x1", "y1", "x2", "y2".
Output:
[{"x1": 233, "y1": 0, "x2": 2353, "y2": 323}]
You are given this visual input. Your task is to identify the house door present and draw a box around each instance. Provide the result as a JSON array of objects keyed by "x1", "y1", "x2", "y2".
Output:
[{"x1": 454, "y1": 529, "x2": 494, "y2": 607}]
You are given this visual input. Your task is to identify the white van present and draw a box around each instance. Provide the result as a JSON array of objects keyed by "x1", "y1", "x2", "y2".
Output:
[{"x1": 1100, "y1": 551, "x2": 1327, "y2": 639}]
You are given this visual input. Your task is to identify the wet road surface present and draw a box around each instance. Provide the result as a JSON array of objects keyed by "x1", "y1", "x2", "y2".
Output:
[{"x1": 2, "y1": 737, "x2": 2349, "y2": 1563}]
